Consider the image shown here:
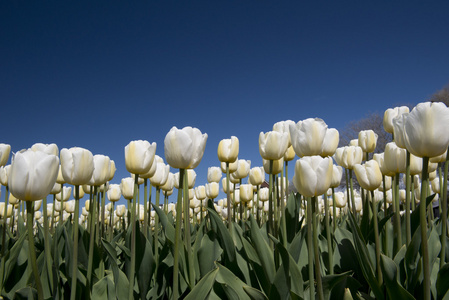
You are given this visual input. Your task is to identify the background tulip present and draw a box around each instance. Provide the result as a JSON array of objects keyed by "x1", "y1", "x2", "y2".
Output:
[
  {"x1": 239, "y1": 184, "x2": 253, "y2": 203},
  {"x1": 205, "y1": 182, "x2": 219, "y2": 199},
  {"x1": 107, "y1": 184, "x2": 121, "y2": 202},
  {"x1": 292, "y1": 156, "x2": 333, "y2": 198},
  {"x1": 120, "y1": 177, "x2": 135, "y2": 200},
  {"x1": 384, "y1": 142, "x2": 407, "y2": 174},
  {"x1": 89, "y1": 154, "x2": 111, "y2": 186},
  {"x1": 354, "y1": 160, "x2": 382, "y2": 191},
  {"x1": 258, "y1": 131, "x2": 289, "y2": 160},
  {"x1": 249, "y1": 167, "x2": 265, "y2": 186},
  {"x1": 207, "y1": 166, "x2": 222, "y2": 183},
  {"x1": 31, "y1": 143, "x2": 59, "y2": 156},
  {"x1": 9, "y1": 150, "x2": 59, "y2": 201},
  {"x1": 0, "y1": 144, "x2": 11, "y2": 167},
  {"x1": 333, "y1": 146, "x2": 363, "y2": 170},
  {"x1": 383, "y1": 106, "x2": 410, "y2": 134},
  {"x1": 358, "y1": 130, "x2": 378, "y2": 153},
  {"x1": 232, "y1": 159, "x2": 251, "y2": 180}
]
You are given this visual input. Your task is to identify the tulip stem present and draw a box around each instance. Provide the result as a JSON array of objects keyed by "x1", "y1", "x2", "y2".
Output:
[
  {"x1": 405, "y1": 151, "x2": 411, "y2": 246},
  {"x1": 280, "y1": 165, "x2": 287, "y2": 247},
  {"x1": 183, "y1": 171, "x2": 195, "y2": 288},
  {"x1": 154, "y1": 187, "x2": 160, "y2": 277},
  {"x1": 128, "y1": 175, "x2": 138, "y2": 300},
  {"x1": 323, "y1": 192, "x2": 333, "y2": 275},
  {"x1": 268, "y1": 160, "x2": 274, "y2": 239},
  {"x1": 420, "y1": 157, "x2": 430, "y2": 300},
  {"x1": 0, "y1": 187, "x2": 9, "y2": 295},
  {"x1": 173, "y1": 169, "x2": 185, "y2": 299},
  {"x1": 349, "y1": 169, "x2": 357, "y2": 218},
  {"x1": 307, "y1": 197, "x2": 315, "y2": 300},
  {"x1": 393, "y1": 173, "x2": 402, "y2": 254},
  {"x1": 26, "y1": 201, "x2": 43, "y2": 300},
  {"x1": 440, "y1": 149, "x2": 449, "y2": 268},
  {"x1": 42, "y1": 196, "x2": 54, "y2": 293},
  {"x1": 87, "y1": 186, "x2": 97, "y2": 289},
  {"x1": 108, "y1": 201, "x2": 114, "y2": 242},
  {"x1": 371, "y1": 190, "x2": 382, "y2": 285},
  {"x1": 143, "y1": 179, "x2": 148, "y2": 238},
  {"x1": 226, "y1": 163, "x2": 232, "y2": 228},
  {"x1": 312, "y1": 196, "x2": 324, "y2": 300},
  {"x1": 70, "y1": 185, "x2": 80, "y2": 300},
  {"x1": 332, "y1": 187, "x2": 337, "y2": 231}
]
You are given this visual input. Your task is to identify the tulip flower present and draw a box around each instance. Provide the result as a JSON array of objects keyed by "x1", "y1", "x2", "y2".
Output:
[
  {"x1": 383, "y1": 106, "x2": 410, "y2": 134},
  {"x1": 273, "y1": 120, "x2": 295, "y2": 145},
  {"x1": 217, "y1": 136, "x2": 239, "y2": 163},
  {"x1": 0, "y1": 144, "x2": 11, "y2": 167},
  {"x1": 121, "y1": 177, "x2": 135, "y2": 200},
  {"x1": 89, "y1": 155, "x2": 111, "y2": 186},
  {"x1": 205, "y1": 182, "x2": 219, "y2": 199},
  {"x1": 354, "y1": 160, "x2": 382, "y2": 191},
  {"x1": 56, "y1": 186, "x2": 72, "y2": 202},
  {"x1": 358, "y1": 130, "x2": 378, "y2": 154},
  {"x1": 107, "y1": 184, "x2": 121, "y2": 202},
  {"x1": 239, "y1": 184, "x2": 253, "y2": 203},
  {"x1": 124, "y1": 140, "x2": 157, "y2": 175},
  {"x1": 9, "y1": 150, "x2": 59, "y2": 202},
  {"x1": 195, "y1": 185, "x2": 206, "y2": 200},
  {"x1": 249, "y1": 167, "x2": 265, "y2": 186},
  {"x1": 31, "y1": 143, "x2": 59, "y2": 156},
  {"x1": 259, "y1": 131, "x2": 289, "y2": 161},
  {"x1": 333, "y1": 146, "x2": 363, "y2": 170},
  {"x1": 293, "y1": 155, "x2": 333, "y2": 198},
  {"x1": 207, "y1": 166, "x2": 222, "y2": 183},
  {"x1": 232, "y1": 159, "x2": 251, "y2": 180},
  {"x1": 0, "y1": 165, "x2": 10, "y2": 186}
]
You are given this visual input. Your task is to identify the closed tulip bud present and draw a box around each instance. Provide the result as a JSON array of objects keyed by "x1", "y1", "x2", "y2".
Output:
[
  {"x1": 334, "y1": 191, "x2": 346, "y2": 208},
  {"x1": 140, "y1": 155, "x2": 160, "y2": 179},
  {"x1": 428, "y1": 170, "x2": 437, "y2": 181},
  {"x1": 354, "y1": 160, "x2": 382, "y2": 191},
  {"x1": 65, "y1": 200, "x2": 76, "y2": 213},
  {"x1": 221, "y1": 178, "x2": 234, "y2": 193},
  {"x1": 174, "y1": 169, "x2": 196, "y2": 188},
  {"x1": 403, "y1": 102, "x2": 449, "y2": 158},
  {"x1": 0, "y1": 202, "x2": 13, "y2": 218},
  {"x1": 82, "y1": 206, "x2": 88, "y2": 216},
  {"x1": 273, "y1": 120, "x2": 295, "y2": 146},
  {"x1": 333, "y1": 146, "x2": 363, "y2": 170},
  {"x1": 0, "y1": 144, "x2": 11, "y2": 167},
  {"x1": 232, "y1": 159, "x2": 251, "y2": 180},
  {"x1": 239, "y1": 184, "x2": 253, "y2": 203},
  {"x1": 284, "y1": 145, "x2": 296, "y2": 161},
  {"x1": 56, "y1": 165, "x2": 65, "y2": 184},
  {"x1": 9, "y1": 150, "x2": 59, "y2": 201},
  {"x1": 120, "y1": 177, "x2": 135, "y2": 200},
  {"x1": 54, "y1": 200, "x2": 64, "y2": 212},
  {"x1": 372, "y1": 153, "x2": 395, "y2": 177},
  {"x1": 151, "y1": 163, "x2": 170, "y2": 187},
  {"x1": 293, "y1": 156, "x2": 333, "y2": 197},
  {"x1": 205, "y1": 182, "x2": 219, "y2": 199},
  {"x1": 0, "y1": 165, "x2": 10, "y2": 186},
  {"x1": 233, "y1": 190, "x2": 240, "y2": 204},
  {"x1": 249, "y1": 167, "x2": 265, "y2": 186},
  {"x1": 33, "y1": 199, "x2": 42, "y2": 211},
  {"x1": 392, "y1": 113, "x2": 408, "y2": 149},
  {"x1": 349, "y1": 139, "x2": 359, "y2": 147},
  {"x1": 107, "y1": 160, "x2": 116, "y2": 181},
  {"x1": 259, "y1": 131, "x2": 289, "y2": 160},
  {"x1": 161, "y1": 172, "x2": 175, "y2": 192},
  {"x1": 124, "y1": 140, "x2": 157, "y2": 175},
  {"x1": 8, "y1": 193, "x2": 19, "y2": 205},
  {"x1": 60, "y1": 147, "x2": 94, "y2": 186},
  {"x1": 116, "y1": 204, "x2": 127, "y2": 217},
  {"x1": 50, "y1": 182, "x2": 62, "y2": 195},
  {"x1": 430, "y1": 150, "x2": 448, "y2": 163},
  {"x1": 383, "y1": 106, "x2": 410, "y2": 134},
  {"x1": 217, "y1": 136, "x2": 239, "y2": 163},
  {"x1": 195, "y1": 185, "x2": 206, "y2": 200},
  {"x1": 330, "y1": 165, "x2": 343, "y2": 188},
  {"x1": 188, "y1": 188, "x2": 195, "y2": 200},
  {"x1": 56, "y1": 186, "x2": 72, "y2": 202},
  {"x1": 221, "y1": 160, "x2": 238, "y2": 173},
  {"x1": 131, "y1": 173, "x2": 145, "y2": 185},
  {"x1": 107, "y1": 184, "x2": 121, "y2": 202},
  {"x1": 321, "y1": 128, "x2": 340, "y2": 157},
  {"x1": 229, "y1": 172, "x2": 240, "y2": 184},
  {"x1": 384, "y1": 142, "x2": 407, "y2": 174},
  {"x1": 358, "y1": 130, "x2": 378, "y2": 153},
  {"x1": 83, "y1": 184, "x2": 93, "y2": 194},
  {"x1": 263, "y1": 157, "x2": 284, "y2": 175},
  {"x1": 31, "y1": 143, "x2": 59, "y2": 156},
  {"x1": 164, "y1": 126, "x2": 208, "y2": 169},
  {"x1": 207, "y1": 166, "x2": 222, "y2": 183}
]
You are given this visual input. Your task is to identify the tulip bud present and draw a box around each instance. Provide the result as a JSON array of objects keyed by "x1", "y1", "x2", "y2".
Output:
[
  {"x1": 263, "y1": 157, "x2": 284, "y2": 175},
  {"x1": 292, "y1": 156, "x2": 333, "y2": 197},
  {"x1": 9, "y1": 150, "x2": 59, "y2": 201},
  {"x1": 56, "y1": 186, "x2": 72, "y2": 202},
  {"x1": 239, "y1": 184, "x2": 253, "y2": 203},
  {"x1": 120, "y1": 177, "x2": 135, "y2": 200},
  {"x1": 161, "y1": 172, "x2": 175, "y2": 192},
  {"x1": 164, "y1": 126, "x2": 208, "y2": 169},
  {"x1": 195, "y1": 185, "x2": 206, "y2": 200},
  {"x1": 221, "y1": 178, "x2": 234, "y2": 193},
  {"x1": 89, "y1": 155, "x2": 111, "y2": 186},
  {"x1": 60, "y1": 147, "x2": 94, "y2": 186},
  {"x1": 273, "y1": 120, "x2": 295, "y2": 146},
  {"x1": 333, "y1": 146, "x2": 363, "y2": 170},
  {"x1": 330, "y1": 165, "x2": 343, "y2": 188},
  {"x1": 259, "y1": 131, "x2": 289, "y2": 160},
  {"x1": 0, "y1": 144, "x2": 11, "y2": 167},
  {"x1": 284, "y1": 146, "x2": 296, "y2": 161},
  {"x1": 383, "y1": 106, "x2": 410, "y2": 134},
  {"x1": 354, "y1": 160, "x2": 382, "y2": 191},
  {"x1": 124, "y1": 140, "x2": 157, "y2": 175},
  {"x1": 151, "y1": 163, "x2": 170, "y2": 187},
  {"x1": 107, "y1": 184, "x2": 121, "y2": 202},
  {"x1": 358, "y1": 130, "x2": 378, "y2": 153},
  {"x1": 0, "y1": 165, "x2": 10, "y2": 186},
  {"x1": 217, "y1": 136, "x2": 239, "y2": 163},
  {"x1": 221, "y1": 160, "x2": 238, "y2": 173},
  {"x1": 249, "y1": 167, "x2": 265, "y2": 186},
  {"x1": 232, "y1": 159, "x2": 251, "y2": 180},
  {"x1": 205, "y1": 182, "x2": 219, "y2": 199},
  {"x1": 384, "y1": 142, "x2": 407, "y2": 174},
  {"x1": 207, "y1": 166, "x2": 222, "y2": 183}
]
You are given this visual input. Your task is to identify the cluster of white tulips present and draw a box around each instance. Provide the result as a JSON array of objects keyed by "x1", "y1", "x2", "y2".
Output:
[{"x1": 1, "y1": 101, "x2": 449, "y2": 300}]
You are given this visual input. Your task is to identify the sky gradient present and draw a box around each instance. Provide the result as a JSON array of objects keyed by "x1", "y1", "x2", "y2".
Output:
[{"x1": 1, "y1": 1, "x2": 449, "y2": 205}]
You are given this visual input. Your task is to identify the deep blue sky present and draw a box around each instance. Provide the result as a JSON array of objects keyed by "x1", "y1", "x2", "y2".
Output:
[{"x1": 1, "y1": 1, "x2": 449, "y2": 205}]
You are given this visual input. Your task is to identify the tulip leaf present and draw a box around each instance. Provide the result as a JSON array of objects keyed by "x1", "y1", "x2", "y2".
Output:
[
  {"x1": 197, "y1": 232, "x2": 223, "y2": 278},
  {"x1": 207, "y1": 207, "x2": 236, "y2": 263},
  {"x1": 284, "y1": 192, "x2": 302, "y2": 243},
  {"x1": 380, "y1": 254, "x2": 415, "y2": 300},
  {"x1": 185, "y1": 267, "x2": 219, "y2": 300},
  {"x1": 135, "y1": 228, "x2": 155, "y2": 299},
  {"x1": 410, "y1": 194, "x2": 435, "y2": 237},
  {"x1": 436, "y1": 263, "x2": 449, "y2": 300},
  {"x1": 152, "y1": 203, "x2": 175, "y2": 245},
  {"x1": 321, "y1": 271, "x2": 362, "y2": 300},
  {"x1": 348, "y1": 213, "x2": 384, "y2": 300}
]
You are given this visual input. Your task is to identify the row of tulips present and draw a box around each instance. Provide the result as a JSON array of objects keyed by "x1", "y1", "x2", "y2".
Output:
[{"x1": 1, "y1": 101, "x2": 449, "y2": 299}]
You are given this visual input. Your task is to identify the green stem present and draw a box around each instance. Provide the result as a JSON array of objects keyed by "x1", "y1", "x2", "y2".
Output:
[
  {"x1": 173, "y1": 169, "x2": 185, "y2": 300},
  {"x1": 312, "y1": 196, "x2": 324, "y2": 300},
  {"x1": 183, "y1": 170, "x2": 195, "y2": 288},
  {"x1": 27, "y1": 201, "x2": 43, "y2": 300},
  {"x1": 70, "y1": 185, "x2": 80, "y2": 300},
  {"x1": 349, "y1": 169, "x2": 357, "y2": 218},
  {"x1": 307, "y1": 197, "x2": 315, "y2": 300},
  {"x1": 420, "y1": 157, "x2": 430, "y2": 300},
  {"x1": 87, "y1": 186, "x2": 97, "y2": 288},
  {"x1": 394, "y1": 173, "x2": 402, "y2": 254},
  {"x1": 101, "y1": 185, "x2": 106, "y2": 239},
  {"x1": 50, "y1": 194, "x2": 56, "y2": 233},
  {"x1": 0, "y1": 186, "x2": 9, "y2": 295},
  {"x1": 42, "y1": 196, "x2": 54, "y2": 293},
  {"x1": 440, "y1": 149, "x2": 449, "y2": 268},
  {"x1": 154, "y1": 187, "x2": 160, "y2": 277},
  {"x1": 405, "y1": 151, "x2": 411, "y2": 246},
  {"x1": 143, "y1": 179, "x2": 148, "y2": 238},
  {"x1": 109, "y1": 202, "x2": 114, "y2": 242},
  {"x1": 332, "y1": 187, "x2": 337, "y2": 231},
  {"x1": 226, "y1": 163, "x2": 232, "y2": 227},
  {"x1": 280, "y1": 167, "x2": 287, "y2": 247},
  {"x1": 128, "y1": 175, "x2": 138, "y2": 300},
  {"x1": 382, "y1": 175, "x2": 389, "y2": 256},
  {"x1": 268, "y1": 160, "x2": 274, "y2": 238},
  {"x1": 323, "y1": 192, "x2": 333, "y2": 275},
  {"x1": 371, "y1": 190, "x2": 382, "y2": 285}
]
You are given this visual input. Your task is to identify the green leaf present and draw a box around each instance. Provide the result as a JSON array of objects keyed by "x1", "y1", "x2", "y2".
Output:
[
  {"x1": 321, "y1": 271, "x2": 362, "y2": 300},
  {"x1": 436, "y1": 263, "x2": 449, "y2": 300},
  {"x1": 185, "y1": 268, "x2": 219, "y2": 300},
  {"x1": 207, "y1": 207, "x2": 236, "y2": 263},
  {"x1": 197, "y1": 232, "x2": 223, "y2": 278},
  {"x1": 380, "y1": 254, "x2": 415, "y2": 300},
  {"x1": 152, "y1": 203, "x2": 176, "y2": 245}
]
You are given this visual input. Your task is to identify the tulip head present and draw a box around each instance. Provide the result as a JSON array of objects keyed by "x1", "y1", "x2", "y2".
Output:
[
  {"x1": 205, "y1": 182, "x2": 219, "y2": 199},
  {"x1": 384, "y1": 142, "x2": 407, "y2": 174},
  {"x1": 9, "y1": 150, "x2": 59, "y2": 201},
  {"x1": 120, "y1": 177, "x2": 135, "y2": 200},
  {"x1": 259, "y1": 131, "x2": 289, "y2": 160},
  {"x1": 273, "y1": 120, "x2": 295, "y2": 146},
  {"x1": 164, "y1": 126, "x2": 208, "y2": 169},
  {"x1": 150, "y1": 162, "x2": 170, "y2": 187},
  {"x1": 333, "y1": 146, "x2": 363, "y2": 170},
  {"x1": 125, "y1": 140, "x2": 157, "y2": 175},
  {"x1": 292, "y1": 155, "x2": 333, "y2": 198},
  {"x1": 60, "y1": 147, "x2": 94, "y2": 186},
  {"x1": 31, "y1": 143, "x2": 59, "y2": 156},
  {"x1": 0, "y1": 144, "x2": 11, "y2": 167},
  {"x1": 89, "y1": 154, "x2": 111, "y2": 186},
  {"x1": 195, "y1": 185, "x2": 207, "y2": 200},
  {"x1": 107, "y1": 184, "x2": 122, "y2": 202},
  {"x1": 232, "y1": 159, "x2": 251, "y2": 180},
  {"x1": 160, "y1": 172, "x2": 175, "y2": 192},
  {"x1": 383, "y1": 106, "x2": 410, "y2": 134},
  {"x1": 207, "y1": 166, "x2": 222, "y2": 183},
  {"x1": 402, "y1": 102, "x2": 449, "y2": 158},
  {"x1": 217, "y1": 136, "x2": 239, "y2": 163},
  {"x1": 263, "y1": 157, "x2": 284, "y2": 175},
  {"x1": 354, "y1": 160, "x2": 382, "y2": 191},
  {"x1": 249, "y1": 167, "x2": 265, "y2": 186},
  {"x1": 239, "y1": 184, "x2": 253, "y2": 203},
  {"x1": 330, "y1": 165, "x2": 343, "y2": 188},
  {"x1": 358, "y1": 130, "x2": 378, "y2": 153},
  {"x1": 0, "y1": 165, "x2": 10, "y2": 186}
]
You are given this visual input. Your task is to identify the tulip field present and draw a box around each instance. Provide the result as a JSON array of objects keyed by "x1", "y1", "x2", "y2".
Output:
[{"x1": 1, "y1": 101, "x2": 449, "y2": 299}]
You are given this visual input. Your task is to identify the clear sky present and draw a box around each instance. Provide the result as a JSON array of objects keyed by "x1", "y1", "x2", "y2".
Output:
[{"x1": 1, "y1": 1, "x2": 449, "y2": 205}]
